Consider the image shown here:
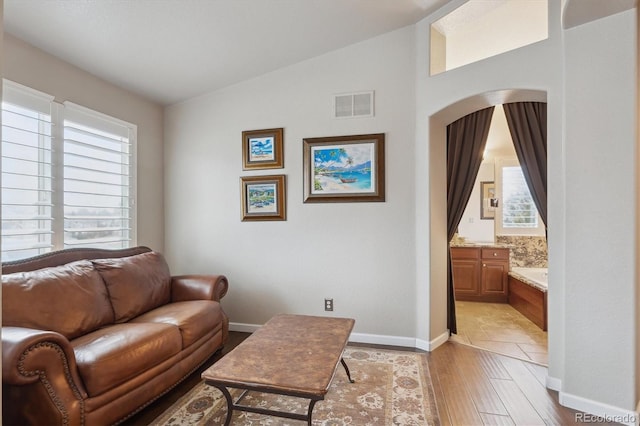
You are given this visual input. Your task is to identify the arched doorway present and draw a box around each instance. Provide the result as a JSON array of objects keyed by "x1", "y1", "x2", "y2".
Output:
[{"x1": 428, "y1": 89, "x2": 548, "y2": 352}]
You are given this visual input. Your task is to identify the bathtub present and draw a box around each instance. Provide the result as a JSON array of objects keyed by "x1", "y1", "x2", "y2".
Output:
[
  {"x1": 508, "y1": 267, "x2": 548, "y2": 330},
  {"x1": 509, "y1": 267, "x2": 548, "y2": 292}
]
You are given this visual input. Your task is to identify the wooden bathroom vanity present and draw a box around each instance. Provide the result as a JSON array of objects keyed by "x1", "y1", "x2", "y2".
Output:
[{"x1": 451, "y1": 245, "x2": 510, "y2": 303}]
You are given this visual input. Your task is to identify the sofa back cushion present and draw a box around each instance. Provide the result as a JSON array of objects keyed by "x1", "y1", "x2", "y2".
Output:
[
  {"x1": 2, "y1": 260, "x2": 115, "y2": 339},
  {"x1": 92, "y1": 251, "x2": 171, "y2": 322}
]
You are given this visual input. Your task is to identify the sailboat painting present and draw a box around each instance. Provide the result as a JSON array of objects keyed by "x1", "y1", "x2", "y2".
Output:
[
  {"x1": 311, "y1": 143, "x2": 375, "y2": 194},
  {"x1": 303, "y1": 133, "x2": 385, "y2": 203}
]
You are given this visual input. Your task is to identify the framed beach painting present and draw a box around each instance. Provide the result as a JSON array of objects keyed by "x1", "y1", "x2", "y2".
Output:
[
  {"x1": 242, "y1": 128, "x2": 284, "y2": 170},
  {"x1": 303, "y1": 133, "x2": 385, "y2": 203},
  {"x1": 240, "y1": 175, "x2": 286, "y2": 221}
]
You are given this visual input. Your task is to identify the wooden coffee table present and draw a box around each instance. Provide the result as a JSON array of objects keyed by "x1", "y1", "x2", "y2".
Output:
[{"x1": 201, "y1": 314, "x2": 355, "y2": 425}]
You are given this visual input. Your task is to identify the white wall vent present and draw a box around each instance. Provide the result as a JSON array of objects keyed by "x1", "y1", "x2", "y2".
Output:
[{"x1": 333, "y1": 91, "x2": 374, "y2": 119}]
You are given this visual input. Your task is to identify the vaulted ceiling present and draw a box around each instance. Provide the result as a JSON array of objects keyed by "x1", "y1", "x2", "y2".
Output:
[{"x1": 4, "y1": 0, "x2": 451, "y2": 105}]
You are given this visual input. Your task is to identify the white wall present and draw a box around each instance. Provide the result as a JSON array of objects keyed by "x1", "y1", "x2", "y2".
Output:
[
  {"x1": 457, "y1": 161, "x2": 495, "y2": 243},
  {"x1": 2, "y1": 34, "x2": 166, "y2": 252},
  {"x1": 562, "y1": 9, "x2": 638, "y2": 413},
  {"x1": 165, "y1": 27, "x2": 419, "y2": 342},
  {"x1": 444, "y1": 0, "x2": 548, "y2": 71}
]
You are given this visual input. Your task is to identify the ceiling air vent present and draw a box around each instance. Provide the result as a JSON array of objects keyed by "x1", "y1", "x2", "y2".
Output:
[{"x1": 333, "y1": 91, "x2": 374, "y2": 119}]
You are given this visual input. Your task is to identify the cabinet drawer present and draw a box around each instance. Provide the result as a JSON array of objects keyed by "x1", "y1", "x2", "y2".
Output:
[
  {"x1": 481, "y1": 248, "x2": 509, "y2": 260},
  {"x1": 450, "y1": 247, "x2": 480, "y2": 260}
]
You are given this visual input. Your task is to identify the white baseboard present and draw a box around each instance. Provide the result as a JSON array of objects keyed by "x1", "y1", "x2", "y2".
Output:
[
  {"x1": 229, "y1": 322, "x2": 449, "y2": 352},
  {"x1": 229, "y1": 322, "x2": 448, "y2": 352},
  {"x1": 546, "y1": 375, "x2": 562, "y2": 391},
  {"x1": 349, "y1": 332, "x2": 417, "y2": 348},
  {"x1": 350, "y1": 330, "x2": 448, "y2": 351},
  {"x1": 428, "y1": 330, "x2": 450, "y2": 351},
  {"x1": 560, "y1": 392, "x2": 639, "y2": 426},
  {"x1": 415, "y1": 338, "x2": 431, "y2": 351},
  {"x1": 229, "y1": 322, "x2": 260, "y2": 333},
  {"x1": 230, "y1": 322, "x2": 416, "y2": 347}
]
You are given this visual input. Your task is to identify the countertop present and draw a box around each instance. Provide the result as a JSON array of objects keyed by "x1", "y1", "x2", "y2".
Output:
[{"x1": 450, "y1": 240, "x2": 510, "y2": 249}]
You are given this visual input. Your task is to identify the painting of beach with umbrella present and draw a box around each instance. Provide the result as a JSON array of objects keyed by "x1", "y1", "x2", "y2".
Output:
[
  {"x1": 311, "y1": 144, "x2": 375, "y2": 194},
  {"x1": 303, "y1": 133, "x2": 385, "y2": 203}
]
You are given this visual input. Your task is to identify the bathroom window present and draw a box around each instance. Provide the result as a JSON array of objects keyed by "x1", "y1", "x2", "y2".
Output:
[{"x1": 495, "y1": 158, "x2": 545, "y2": 236}]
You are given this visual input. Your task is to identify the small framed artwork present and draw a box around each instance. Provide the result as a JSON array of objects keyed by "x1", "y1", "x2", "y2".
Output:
[
  {"x1": 303, "y1": 133, "x2": 385, "y2": 203},
  {"x1": 240, "y1": 175, "x2": 286, "y2": 221},
  {"x1": 242, "y1": 128, "x2": 284, "y2": 170},
  {"x1": 480, "y1": 181, "x2": 497, "y2": 220}
]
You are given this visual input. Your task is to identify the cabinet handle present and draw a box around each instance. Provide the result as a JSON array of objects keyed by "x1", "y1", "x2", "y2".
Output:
[
  {"x1": 493, "y1": 252, "x2": 498, "y2": 256},
  {"x1": 483, "y1": 263, "x2": 486, "y2": 267}
]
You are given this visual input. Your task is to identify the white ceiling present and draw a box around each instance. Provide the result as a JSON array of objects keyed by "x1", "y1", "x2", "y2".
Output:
[{"x1": 4, "y1": 0, "x2": 452, "y2": 105}]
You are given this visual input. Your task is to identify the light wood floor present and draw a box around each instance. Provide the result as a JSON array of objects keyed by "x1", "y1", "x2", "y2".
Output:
[
  {"x1": 452, "y1": 301, "x2": 548, "y2": 364},
  {"x1": 126, "y1": 331, "x2": 618, "y2": 426}
]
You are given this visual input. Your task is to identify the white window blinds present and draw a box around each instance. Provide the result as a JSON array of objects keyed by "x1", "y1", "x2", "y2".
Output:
[
  {"x1": 62, "y1": 102, "x2": 135, "y2": 249},
  {"x1": 502, "y1": 166, "x2": 538, "y2": 229},
  {"x1": 1, "y1": 82, "x2": 55, "y2": 261},
  {"x1": 495, "y1": 158, "x2": 545, "y2": 236},
  {"x1": 1, "y1": 80, "x2": 137, "y2": 262}
]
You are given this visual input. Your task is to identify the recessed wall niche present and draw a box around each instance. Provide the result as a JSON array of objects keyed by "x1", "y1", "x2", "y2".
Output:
[{"x1": 430, "y1": 0, "x2": 548, "y2": 75}]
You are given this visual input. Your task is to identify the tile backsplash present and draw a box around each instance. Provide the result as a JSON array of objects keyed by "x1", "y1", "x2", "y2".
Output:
[{"x1": 496, "y1": 235, "x2": 548, "y2": 268}]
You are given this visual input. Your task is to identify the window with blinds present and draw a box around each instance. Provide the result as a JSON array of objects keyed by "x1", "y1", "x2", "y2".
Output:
[
  {"x1": 1, "y1": 81, "x2": 137, "y2": 262},
  {"x1": 63, "y1": 103, "x2": 134, "y2": 249},
  {"x1": 502, "y1": 166, "x2": 538, "y2": 228},
  {"x1": 1, "y1": 82, "x2": 55, "y2": 261},
  {"x1": 495, "y1": 158, "x2": 544, "y2": 236}
]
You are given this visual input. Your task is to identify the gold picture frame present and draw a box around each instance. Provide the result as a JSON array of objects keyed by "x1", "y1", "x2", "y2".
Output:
[
  {"x1": 240, "y1": 175, "x2": 286, "y2": 221},
  {"x1": 242, "y1": 128, "x2": 284, "y2": 170},
  {"x1": 302, "y1": 133, "x2": 385, "y2": 203}
]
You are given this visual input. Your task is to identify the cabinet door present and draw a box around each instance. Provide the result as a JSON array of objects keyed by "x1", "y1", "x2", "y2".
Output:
[
  {"x1": 452, "y1": 259, "x2": 481, "y2": 296},
  {"x1": 481, "y1": 260, "x2": 508, "y2": 296}
]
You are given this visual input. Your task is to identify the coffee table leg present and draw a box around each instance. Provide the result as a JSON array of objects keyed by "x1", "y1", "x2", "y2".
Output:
[
  {"x1": 307, "y1": 399, "x2": 318, "y2": 426},
  {"x1": 341, "y1": 358, "x2": 355, "y2": 383},
  {"x1": 213, "y1": 384, "x2": 234, "y2": 426}
]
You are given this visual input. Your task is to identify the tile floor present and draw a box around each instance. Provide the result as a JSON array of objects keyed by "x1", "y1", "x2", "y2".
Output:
[{"x1": 450, "y1": 300, "x2": 548, "y2": 365}]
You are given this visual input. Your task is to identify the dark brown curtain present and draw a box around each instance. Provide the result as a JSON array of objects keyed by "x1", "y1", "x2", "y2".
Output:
[
  {"x1": 503, "y1": 102, "x2": 547, "y2": 229},
  {"x1": 446, "y1": 106, "x2": 495, "y2": 334}
]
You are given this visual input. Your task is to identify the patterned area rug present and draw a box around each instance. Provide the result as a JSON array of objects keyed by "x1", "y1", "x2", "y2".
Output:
[{"x1": 152, "y1": 347, "x2": 440, "y2": 425}]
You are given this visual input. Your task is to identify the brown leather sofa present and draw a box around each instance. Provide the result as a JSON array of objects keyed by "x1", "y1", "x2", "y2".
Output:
[{"x1": 2, "y1": 246, "x2": 229, "y2": 425}]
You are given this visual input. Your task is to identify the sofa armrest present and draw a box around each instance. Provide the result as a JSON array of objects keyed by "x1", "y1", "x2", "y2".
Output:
[
  {"x1": 3, "y1": 326, "x2": 88, "y2": 425},
  {"x1": 171, "y1": 274, "x2": 229, "y2": 302},
  {"x1": 2, "y1": 326, "x2": 87, "y2": 397}
]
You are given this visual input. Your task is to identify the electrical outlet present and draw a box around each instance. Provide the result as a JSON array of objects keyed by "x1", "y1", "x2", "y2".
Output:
[{"x1": 324, "y1": 298, "x2": 334, "y2": 311}]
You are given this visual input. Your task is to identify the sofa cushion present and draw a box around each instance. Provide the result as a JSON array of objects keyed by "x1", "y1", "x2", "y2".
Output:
[
  {"x1": 2, "y1": 260, "x2": 114, "y2": 339},
  {"x1": 131, "y1": 300, "x2": 223, "y2": 348},
  {"x1": 92, "y1": 251, "x2": 171, "y2": 323},
  {"x1": 71, "y1": 322, "x2": 182, "y2": 396}
]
